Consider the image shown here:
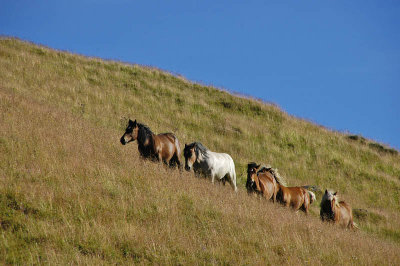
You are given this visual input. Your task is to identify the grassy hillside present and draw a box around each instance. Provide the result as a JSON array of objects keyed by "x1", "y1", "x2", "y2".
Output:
[{"x1": 1, "y1": 38, "x2": 399, "y2": 264}]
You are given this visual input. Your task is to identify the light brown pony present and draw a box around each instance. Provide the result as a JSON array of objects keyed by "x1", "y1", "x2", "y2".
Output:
[
  {"x1": 120, "y1": 119, "x2": 181, "y2": 168},
  {"x1": 249, "y1": 164, "x2": 316, "y2": 213},
  {"x1": 246, "y1": 163, "x2": 278, "y2": 202},
  {"x1": 320, "y1": 190, "x2": 355, "y2": 229},
  {"x1": 276, "y1": 181, "x2": 316, "y2": 214}
]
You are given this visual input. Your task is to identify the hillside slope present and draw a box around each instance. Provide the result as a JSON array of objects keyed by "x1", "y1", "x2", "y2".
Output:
[{"x1": 1, "y1": 38, "x2": 399, "y2": 264}]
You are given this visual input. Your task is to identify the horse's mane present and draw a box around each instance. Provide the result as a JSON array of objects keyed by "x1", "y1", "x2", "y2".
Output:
[
  {"x1": 193, "y1": 142, "x2": 209, "y2": 159},
  {"x1": 137, "y1": 123, "x2": 154, "y2": 145},
  {"x1": 258, "y1": 166, "x2": 287, "y2": 186}
]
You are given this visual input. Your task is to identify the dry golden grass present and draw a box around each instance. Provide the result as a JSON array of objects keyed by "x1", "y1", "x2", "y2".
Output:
[{"x1": 1, "y1": 38, "x2": 400, "y2": 264}]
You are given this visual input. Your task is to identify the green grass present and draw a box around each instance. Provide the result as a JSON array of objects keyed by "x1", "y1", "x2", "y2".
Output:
[{"x1": 1, "y1": 37, "x2": 400, "y2": 264}]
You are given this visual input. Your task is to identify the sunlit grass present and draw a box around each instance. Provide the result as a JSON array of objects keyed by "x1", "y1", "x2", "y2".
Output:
[{"x1": 0, "y1": 37, "x2": 399, "y2": 264}]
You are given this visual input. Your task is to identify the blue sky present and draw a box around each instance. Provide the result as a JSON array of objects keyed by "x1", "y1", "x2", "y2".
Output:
[{"x1": 1, "y1": 0, "x2": 399, "y2": 150}]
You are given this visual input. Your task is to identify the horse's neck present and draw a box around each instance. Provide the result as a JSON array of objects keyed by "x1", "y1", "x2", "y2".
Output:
[
  {"x1": 264, "y1": 172, "x2": 281, "y2": 190},
  {"x1": 138, "y1": 131, "x2": 154, "y2": 148},
  {"x1": 257, "y1": 174, "x2": 267, "y2": 185},
  {"x1": 254, "y1": 175, "x2": 262, "y2": 192},
  {"x1": 261, "y1": 170, "x2": 271, "y2": 181},
  {"x1": 193, "y1": 155, "x2": 210, "y2": 172},
  {"x1": 333, "y1": 203, "x2": 341, "y2": 221},
  {"x1": 196, "y1": 150, "x2": 210, "y2": 164}
]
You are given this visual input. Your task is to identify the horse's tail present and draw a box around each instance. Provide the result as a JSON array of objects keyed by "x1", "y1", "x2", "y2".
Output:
[
  {"x1": 307, "y1": 190, "x2": 316, "y2": 204},
  {"x1": 352, "y1": 222, "x2": 359, "y2": 230},
  {"x1": 173, "y1": 134, "x2": 181, "y2": 158},
  {"x1": 229, "y1": 158, "x2": 238, "y2": 192},
  {"x1": 232, "y1": 170, "x2": 238, "y2": 192},
  {"x1": 173, "y1": 135, "x2": 182, "y2": 169}
]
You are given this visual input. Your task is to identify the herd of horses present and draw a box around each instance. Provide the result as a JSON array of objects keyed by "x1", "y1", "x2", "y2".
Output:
[{"x1": 120, "y1": 119, "x2": 355, "y2": 229}]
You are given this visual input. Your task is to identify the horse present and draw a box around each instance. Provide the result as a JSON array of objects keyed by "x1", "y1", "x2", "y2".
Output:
[
  {"x1": 183, "y1": 142, "x2": 237, "y2": 191},
  {"x1": 246, "y1": 163, "x2": 278, "y2": 202},
  {"x1": 320, "y1": 190, "x2": 355, "y2": 229},
  {"x1": 276, "y1": 181, "x2": 316, "y2": 214},
  {"x1": 250, "y1": 164, "x2": 316, "y2": 213},
  {"x1": 120, "y1": 119, "x2": 181, "y2": 169}
]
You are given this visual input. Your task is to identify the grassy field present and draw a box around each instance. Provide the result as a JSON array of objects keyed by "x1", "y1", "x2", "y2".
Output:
[{"x1": 1, "y1": 37, "x2": 399, "y2": 264}]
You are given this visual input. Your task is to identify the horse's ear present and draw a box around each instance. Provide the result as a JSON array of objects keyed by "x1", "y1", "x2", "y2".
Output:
[
  {"x1": 129, "y1": 119, "x2": 134, "y2": 126},
  {"x1": 325, "y1": 189, "x2": 328, "y2": 194},
  {"x1": 256, "y1": 164, "x2": 260, "y2": 169},
  {"x1": 333, "y1": 192, "x2": 337, "y2": 196},
  {"x1": 185, "y1": 143, "x2": 187, "y2": 148}
]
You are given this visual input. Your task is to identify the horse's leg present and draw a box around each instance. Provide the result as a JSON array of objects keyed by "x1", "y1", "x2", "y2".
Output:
[
  {"x1": 171, "y1": 148, "x2": 182, "y2": 169},
  {"x1": 156, "y1": 152, "x2": 161, "y2": 161},
  {"x1": 173, "y1": 135, "x2": 182, "y2": 170},
  {"x1": 175, "y1": 155, "x2": 182, "y2": 170},
  {"x1": 232, "y1": 171, "x2": 237, "y2": 192},
  {"x1": 222, "y1": 175, "x2": 226, "y2": 186},
  {"x1": 303, "y1": 202, "x2": 309, "y2": 214},
  {"x1": 167, "y1": 155, "x2": 175, "y2": 168},
  {"x1": 274, "y1": 184, "x2": 280, "y2": 203},
  {"x1": 211, "y1": 172, "x2": 215, "y2": 184},
  {"x1": 348, "y1": 210, "x2": 354, "y2": 229},
  {"x1": 293, "y1": 198, "x2": 302, "y2": 211},
  {"x1": 285, "y1": 195, "x2": 291, "y2": 208},
  {"x1": 227, "y1": 168, "x2": 237, "y2": 192},
  {"x1": 162, "y1": 149, "x2": 174, "y2": 167},
  {"x1": 166, "y1": 148, "x2": 177, "y2": 168}
]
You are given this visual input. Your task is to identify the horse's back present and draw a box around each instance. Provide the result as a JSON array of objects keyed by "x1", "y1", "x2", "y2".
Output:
[
  {"x1": 156, "y1": 133, "x2": 179, "y2": 151},
  {"x1": 157, "y1": 132, "x2": 177, "y2": 142},
  {"x1": 210, "y1": 151, "x2": 232, "y2": 160},
  {"x1": 208, "y1": 151, "x2": 235, "y2": 177},
  {"x1": 279, "y1": 186, "x2": 309, "y2": 210},
  {"x1": 287, "y1": 186, "x2": 306, "y2": 199},
  {"x1": 209, "y1": 152, "x2": 234, "y2": 166}
]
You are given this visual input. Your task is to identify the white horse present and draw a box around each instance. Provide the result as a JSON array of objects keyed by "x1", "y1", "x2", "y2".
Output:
[{"x1": 184, "y1": 142, "x2": 237, "y2": 191}]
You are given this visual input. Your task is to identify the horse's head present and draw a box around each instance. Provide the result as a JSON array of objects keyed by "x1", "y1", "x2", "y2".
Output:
[
  {"x1": 184, "y1": 143, "x2": 197, "y2": 171},
  {"x1": 120, "y1": 119, "x2": 139, "y2": 145},
  {"x1": 322, "y1": 189, "x2": 339, "y2": 212},
  {"x1": 246, "y1": 162, "x2": 260, "y2": 192}
]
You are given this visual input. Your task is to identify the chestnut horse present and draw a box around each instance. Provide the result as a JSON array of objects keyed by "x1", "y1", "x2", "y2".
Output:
[
  {"x1": 248, "y1": 163, "x2": 316, "y2": 213},
  {"x1": 276, "y1": 180, "x2": 316, "y2": 214},
  {"x1": 120, "y1": 119, "x2": 181, "y2": 168},
  {"x1": 320, "y1": 190, "x2": 355, "y2": 229},
  {"x1": 246, "y1": 163, "x2": 279, "y2": 202}
]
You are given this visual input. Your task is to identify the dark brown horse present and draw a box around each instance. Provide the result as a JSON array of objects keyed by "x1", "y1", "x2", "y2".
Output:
[
  {"x1": 320, "y1": 190, "x2": 355, "y2": 229},
  {"x1": 246, "y1": 163, "x2": 278, "y2": 202},
  {"x1": 120, "y1": 119, "x2": 181, "y2": 168}
]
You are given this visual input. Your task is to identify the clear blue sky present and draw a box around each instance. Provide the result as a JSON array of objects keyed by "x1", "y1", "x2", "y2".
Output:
[{"x1": 1, "y1": 1, "x2": 399, "y2": 150}]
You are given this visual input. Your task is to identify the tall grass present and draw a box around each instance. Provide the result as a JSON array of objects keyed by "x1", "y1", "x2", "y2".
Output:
[{"x1": 1, "y1": 38, "x2": 399, "y2": 264}]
